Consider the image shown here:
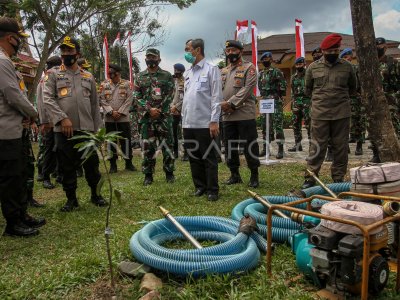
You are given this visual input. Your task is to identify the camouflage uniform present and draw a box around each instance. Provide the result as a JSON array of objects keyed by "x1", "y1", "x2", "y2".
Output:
[
  {"x1": 290, "y1": 70, "x2": 310, "y2": 143},
  {"x1": 133, "y1": 68, "x2": 175, "y2": 175},
  {"x1": 379, "y1": 56, "x2": 400, "y2": 137},
  {"x1": 349, "y1": 64, "x2": 366, "y2": 142},
  {"x1": 22, "y1": 128, "x2": 35, "y2": 200},
  {"x1": 258, "y1": 66, "x2": 287, "y2": 142}
]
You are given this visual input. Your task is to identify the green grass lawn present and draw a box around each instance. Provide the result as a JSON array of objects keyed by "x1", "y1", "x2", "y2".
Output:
[{"x1": 0, "y1": 149, "x2": 399, "y2": 299}]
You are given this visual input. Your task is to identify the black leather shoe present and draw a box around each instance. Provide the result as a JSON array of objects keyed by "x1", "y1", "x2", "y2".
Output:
[
  {"x1": 36, "y1": 173, "x2": 44, "y2": 182},
  {"x1": 29, "y1": 198, "x2": 44, "y2": 208},
  {"x1": 60, "y1": 199, "x2": 79, "y2": 212},
  {"x1": 325, "y1": 151, "x2": 333, "y2": 162},
  {"x1": 166, "y1": 172, "x2": 175, "y2": 183},
  {"x1": 76, "y1": 167, "x2": 83, "y2": 177},
  {"x1": 302, "y1": 180, "x2": 315, "y2": 189},
  {"x1": 91, "y1": 195, "x2": 108, "y2": 207},
  {"x1": 193, "y1": 189, "x2": 206, "y2": 197},
  {"x1": 22, "y1": 214, "x2": 46, "y2": 228},
  {"x1": 3, "y1": 222, "x2": 39, "y2": 237},
  {"x1": 288, "y1": 144, "x2": 302, "y2": 152},
  {"x1": 143, "y1": 174, "x2": 153, "y2": 186},
  {"x1": 43, "y1": 179, "x2": 55, "y2": 189},
  {"x1": 207, "y1": 194, "x2": 219, "y2": 201},
  {"x1": 225, "y1": 174, "x2": 243, "y2": 185}
]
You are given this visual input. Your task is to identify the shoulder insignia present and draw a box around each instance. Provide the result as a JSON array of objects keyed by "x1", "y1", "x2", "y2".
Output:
[
  {"x1": 248, "y1": 66, "x2": 256, "y2": 76},
  {"x1": 44, "y1": 75, "x2": 49, "y2": 82}
]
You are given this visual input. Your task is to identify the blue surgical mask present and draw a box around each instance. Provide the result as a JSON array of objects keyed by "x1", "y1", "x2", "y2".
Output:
[{"x1": 184, "y1": 52, "x2": 195, "y2": 64}]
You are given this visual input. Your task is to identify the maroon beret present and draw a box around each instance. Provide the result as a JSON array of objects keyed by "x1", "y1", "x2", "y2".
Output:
[{"x1": 320, "y1": 34, "x2": 342, "y2": 50}]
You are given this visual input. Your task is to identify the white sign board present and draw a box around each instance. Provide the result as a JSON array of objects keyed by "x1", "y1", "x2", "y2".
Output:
[{"x1": 259, "y1": 99, "x2": 275, "y2": 114}]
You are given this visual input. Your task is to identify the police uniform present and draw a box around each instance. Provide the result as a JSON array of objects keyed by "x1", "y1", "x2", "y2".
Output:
[
  {"x1": 99, "y1": 70, "x2": 134, "y2": 171},
  {"x1": 288, "y1": 57, "x2": 310, "y2": 151},
  {"x1": 303, "y1": 34, "x2": 357, "y2": 188},
  {"x1": 221, "y1": 40, "x2": 260, "y2": 188},
  {"x1": 171, "y1": 63, "x2": 185, "y2": 159},
  {"x1": 133, "y1": 49, "x2": 175, "y2": 184},
  {"x1": 258, "y1": 53, "x2": 287, "y2": 158},
  {"x1": 43, "y1": 36, "x2": 105, "y2": 211},
  {"x1": 0, "y1": 17, "x2": 45, "y2": 236}
]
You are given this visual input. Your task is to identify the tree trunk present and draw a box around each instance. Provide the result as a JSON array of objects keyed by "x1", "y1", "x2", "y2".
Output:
[{"x1": 349, "y1": 0, "x2": 400, "y2": 161}]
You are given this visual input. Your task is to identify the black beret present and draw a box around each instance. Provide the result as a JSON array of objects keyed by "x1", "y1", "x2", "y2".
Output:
[
  {"x1": 173, "y1": 63, "x2": 185, "y2": 72},
  {"x1": 109, "y1": 63, "x2": 122, "y2": 72},
  {"x1": 295, "y1": 57, "x2": 305, "y2": 64},
  {"x1": 312, "y1": 47, "x2": 321, "y2": 55},
  {"x1": 376, "y1": 37, "x2": 386, "y2": 45},
  {"x1": 225, "y1": 40, "x2": 243, "y2": 50}
]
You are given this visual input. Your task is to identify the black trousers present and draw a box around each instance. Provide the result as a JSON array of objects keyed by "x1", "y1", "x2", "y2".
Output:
[
  {"x1": 0, "y1": 138, "x2": 25, "y2": 224},
  {"x1": 42, "y1": 129, "x2": 57, "y2": 180},
  {"x1": 55, "y1": 132, "x2": 101, "y2": 193},
  {"x1": 223, "y1": 119, "x2": 260, "y2": 170},
  {"x1": 183, "y1": 128, "x2": 219, "y2": 194},
  {"x1": 105, "y1": 122, "x2": 132, "y2": 161},
  {"x1": 172, "y1": 115, "x2": 181, "y2": 156}
]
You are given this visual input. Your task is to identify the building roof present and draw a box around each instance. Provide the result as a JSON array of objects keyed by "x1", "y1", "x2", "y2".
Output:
[
  {"x1": 17, "y1": 53, "x2": 39, "y2": 65},
  {"x1": 244, "y1": 31, "x2": 400, "y2": 62}
]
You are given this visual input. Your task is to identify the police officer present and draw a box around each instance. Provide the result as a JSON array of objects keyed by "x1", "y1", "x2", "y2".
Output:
[
  {"x1": 339, "y1": 48, "x2": 365, "y2": 155},
  {"x1": 370, "y1": 37, "x2": 400, "y2": 162},
  {"x1": 302, "y1": 34, "x2": 357, "y2": 188},
  {"x1": 77, "y1": 58, "x2": 91, "y2": 71},
  {"x1": 220, "y1": 40, "x2": 260, "y2": 187},
  {"x1": 99, "y1": 63, "x2": 136, "y2": 173},
  {"x1": 258, "y1": 51, "x2": 287, "y2": 159},
  {"x1": 288, "y1": 57, "x2": 310, "y2": 152},
  {"x1": 133, "y1": 48, "x2": 175, "y2": 185},
  {"x1": 170, "y1": 63, "x2": 186, "y2": 160},
  {"x1": 37, "y1": 56, "x2": 62, "y2": 189},
  {"x1": 312, "y1": 47, "x2": 323, "y2": 62},
  {"x1": 43, "y1": 36, "x2": 106, "y2": 211},
  {"x1": 0, "y1": 17, "x2": 45, "y2": 236}
]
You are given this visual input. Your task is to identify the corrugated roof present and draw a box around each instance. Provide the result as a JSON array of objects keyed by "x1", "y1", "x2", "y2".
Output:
[{"x1": 17, "y1": 53, "x2": 39, "y2": 65}]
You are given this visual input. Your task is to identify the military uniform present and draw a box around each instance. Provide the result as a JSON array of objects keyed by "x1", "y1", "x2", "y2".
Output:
[
  {"x1": 304, "y1": 56, "x2": 357, "y2": 184},
  {"x1": 171, "y1": 75, "x2": 185, "y2": 158},
  {"x1": 133, "y1": 67, "x2": 175, "y2": 176},
  {"x1": 0, "y1": 45, "x2": 40, "y2": 235},
  {"x1": 99, "y1": 78, "x2": 134, "y2": 169},
  {"x1": 258, "y1": 65, "x2": 287, "y2": 152},
  {"x1": 221, "y1": 58, "x2": 260, "y2": 186},
  {"x1": 290, "y1": 70, "x2": 311, "y2": 145},
  {"x1": 43, "y1": 60, "x2": 104, "y2": 209}
]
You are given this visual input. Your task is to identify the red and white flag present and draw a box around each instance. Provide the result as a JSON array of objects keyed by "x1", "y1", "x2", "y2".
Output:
[
  {"x1": 112, "y1": 32, "x2": 121, "y2": 47},
  {"x1": 251, "y1": 20, "x2": 260, "y2": 96},
  {"x1": 125, "y1": 31, "x2": 134, "y2": 88},
  {"x1": 103, "y1": 35, "x2": 110, "y2": 80},
  {"x1": 295, "y1": 19, "x2": 305, "y2": 58},
  {"x1": 235, "y1": 20, "x2": 249, "y2": 40}
]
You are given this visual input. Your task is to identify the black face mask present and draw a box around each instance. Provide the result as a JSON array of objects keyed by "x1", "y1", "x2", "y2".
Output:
[
  {"x1": 313, "y1": 54, "x2": 322, "y2": 62},
  {"x1": 62, "y1": 55, "x2": 77, "y2": 67},
  {"x1": 146, "y1": 59, "x2": 159, "y2": 68},
  {"x1": 227, "y1": 53, "x2": 240, "y2": 64},
  {"x1": 262, "y1": 61, "x2": 271, "y2": 68},
  {"x1": 296, "y1": 67, "x2": 305, "y2": 73},
  {"x1": 377, "y1": 47, "x2": 385, "y2": 58},
  {"x1": 324, "y1": 54, "x2": 339, "y2": 64}
]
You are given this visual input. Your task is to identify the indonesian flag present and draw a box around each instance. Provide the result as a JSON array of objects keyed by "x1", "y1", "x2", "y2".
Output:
[
  {"x1": 251, "y1": 20, "x2": 260, "y2": 96},
  {"x1": 103, "y1": 35, "x2": 110, "y2": 80},
  {"x1": 295, "y1": 19, "x2": 305, "y2": 58},
  {"x1": 112, "y1": 32, "x2": 121, "y2": 47},
  {"x1": 235, "y1": 20, "x2": 249, "y2": 40},
  {"x1": 125, "y1": 31, "x2": 134, "y2": 89}
]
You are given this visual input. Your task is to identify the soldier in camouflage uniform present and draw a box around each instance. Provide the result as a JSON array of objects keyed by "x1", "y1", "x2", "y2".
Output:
[
  {"x1": 258, "y1": 51, "x2": 287, "y2": 159},
  {"x1": 340, "y1": 48, "x2": 365, "y2": 155},
  {"x1": 370, "y1": 37, "x2": 400, "y2": 162},
  {"x1": 288, "y1": 57, "x2": 310, "y2": 152},
  {"x1": 133, "y1": 48, "x2": 175, "y2": 186}
]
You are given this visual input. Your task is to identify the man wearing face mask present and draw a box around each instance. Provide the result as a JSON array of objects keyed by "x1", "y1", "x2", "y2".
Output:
[
  {"x1": 170, "y1": 63, "x2": 187, "y2": 160},
  {"x1": 258, "y1": 52, "x2": 287, "y2": 159},
  {"x1": 220, "y1": 40, "x2": 259, "y2": 188},
  {"x1": 182, "y1": 38, "x2": 222, "y2": 201},
  {"x1": 339, "y1": 48, "x2": 365, "y2": 156},
  {"x1": 312, "y1": 47, "x2": 323, "y2": 62},
  {"x1": 302, "y1": 33, "x2": 357, "y2": 189},
  {"x1": 288, "y1": 57, "x2": 310, "y2": 152},
  {"x1": 0, "y1": 17, "x2": 46, "y2": 236},
  {"x1": 370, "y1": 37, "x2": 400, "y2": 163},
  {"x1": 99, "y1": 63, "x2": 136, "y2": 173},
  {"x1": 133, "y1": 49, "x2": 175, "y2": 186},
  {"x1": 43, "y1": 36, "x2": 106, "y2": 211}
]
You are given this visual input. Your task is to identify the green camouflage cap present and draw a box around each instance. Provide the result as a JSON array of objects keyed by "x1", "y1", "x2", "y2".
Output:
[{"x1": 146, "y1": 48, "x2": 160, "y2": 56}]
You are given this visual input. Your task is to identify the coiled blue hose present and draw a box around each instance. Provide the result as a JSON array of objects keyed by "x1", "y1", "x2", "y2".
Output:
[{"x1": 130, "y1": 182, "x2": 351, "y2": 276}]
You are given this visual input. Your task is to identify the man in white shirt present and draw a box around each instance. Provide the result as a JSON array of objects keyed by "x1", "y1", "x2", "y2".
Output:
[{"x1": 181, "y1": 38, "x2": 222, "y2": 201}]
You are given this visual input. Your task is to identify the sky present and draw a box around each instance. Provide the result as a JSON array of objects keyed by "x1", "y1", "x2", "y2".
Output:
[{"x1": 133, "y1": 0, "x2": 400, "y2": 72}]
